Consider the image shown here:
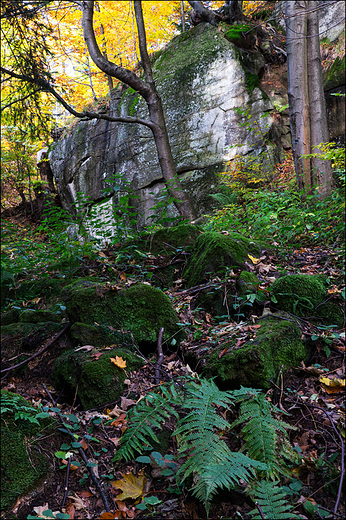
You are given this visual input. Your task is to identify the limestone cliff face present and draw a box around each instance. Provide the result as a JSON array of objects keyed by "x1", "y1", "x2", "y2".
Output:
[
  {"x1": 49, "y1": 24, "x2": 279, "y2": 236},
  {"x1": 49, "y1": 21, "x2": 344, "y2": 239}
]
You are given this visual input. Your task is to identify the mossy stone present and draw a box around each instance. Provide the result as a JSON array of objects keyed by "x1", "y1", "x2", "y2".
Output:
[
  {"x1": 184, "y1": 231, "x2": 261, "y2": 287},
  {"x1": 1, "y1": 391, "x2": 50, "y2": 512},
  {"x1": 71, "y1": 322, "x2": 133, "y2": 349},
  {"x1": 19, "y1": 309, "x2": 61, "y2": 324},
  {"x1": 63, "y1": 282, "x2": 183, "y2": 346},
  {"x1": 1, "y1": 308, "x2": 20, "y2": 326},
  {"x1": 52, "y1": 347, "x2": 145, "y2": 409},
  {"x1": 270, "y1": 274, "x2": 343, "y2": 326},
  {"x1": 237, "y1": 271, "x2": 260, "y2": 295},
  {"x1": 202, "y1": 314, "x2": 309, "y2": 389},
  {"x1": 1, "y1": 322, "x2": 63, "y2": 360}
]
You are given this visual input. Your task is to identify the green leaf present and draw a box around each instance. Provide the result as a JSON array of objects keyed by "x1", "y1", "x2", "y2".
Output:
[
  {"x1": 136, "y1": 456, "x2": 151, "y2": 463},
  {"x1": 55, "y1": 451, "x2": 67, "y2": 459}
]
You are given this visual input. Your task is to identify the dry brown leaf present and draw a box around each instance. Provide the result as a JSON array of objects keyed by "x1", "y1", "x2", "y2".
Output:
[{"x1": 120, "y1": 397, "x2": 136, "y2": 410}]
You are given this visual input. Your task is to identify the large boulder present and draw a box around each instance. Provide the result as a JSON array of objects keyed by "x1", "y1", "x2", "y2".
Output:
[
  {"x1": 184, "y1": 231, "x2": 261, "y2": 287},
  {"x1": 270, "y1": 274, "x2": 344, "y2": 327},
  {"x1": 202, "y1": 313, "x2": 309, "y2": 389},
  {"x1": 1, "y1": 391, "x2": 51, "y2": 512},
  {"x1": 63, "y1": 281, "x2": 183, "y2": 348},
  {"x1": 53, "y1": 346, "x2": 144, "y2": 409}
]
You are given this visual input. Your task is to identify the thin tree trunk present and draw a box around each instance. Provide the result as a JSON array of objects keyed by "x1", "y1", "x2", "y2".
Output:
[
  {"x1": 82, "y1": 0, "x2": 196, "y2": 220},
  {"x1": 95, "y1": 1, "x2": 113, "y2": 93},
  {"x1": 181, "y1": 1, "x2": 186, "y2": 32},
  {"x1": 307, "y1": 1, "x2": 333, "y2": 198},
  {"x1": 286, "y1": 0, "x2": 311, "y2": 192}
]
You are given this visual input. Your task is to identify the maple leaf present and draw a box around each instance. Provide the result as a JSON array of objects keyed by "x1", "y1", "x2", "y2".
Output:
[
  {"x1": 110, "y1": 356, "x2": 127, "y2": 369},
  {"x1": 111, "y1": 472, "x2": 146, "y2": 500}
]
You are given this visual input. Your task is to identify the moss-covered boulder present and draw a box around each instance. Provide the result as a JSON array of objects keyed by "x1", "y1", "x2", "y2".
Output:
[
  {"x1": 19, "y1": 309, "x2": 61, "y2": 324},
  {"x1": 184, "y1": 231, "x2": 261, "y2": 287},
  {"x1": 1, "y1": 391, "x2": 50, "y2": 512},
  {"x1": 53, "y1": 347, "x2": 145, "y2": 409},
  {"x1": 202, "y1": 314, "x2": 309, "y2": 389},
  {"x1": 145, "y1": 224, "x2": 202, "y2": 256},
  {"x1": 63, "y1": 281, "x2": 183, "y2": 347},
  {"x1": 270, "y1": 274, "x2": 343, "y2": 327},
  {"x1": 1, "y1": 308, "x2": 20, "y2": 326},
  {"x1": 1, "y1": 322, "x2": 63, "y2": 361},
  {"x1": 71, "y1": 322, "x2": 133, "y2": 349}
]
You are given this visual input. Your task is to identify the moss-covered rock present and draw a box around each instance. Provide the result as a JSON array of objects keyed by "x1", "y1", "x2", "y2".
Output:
[
  {"x1": 1, "y1": 308, "x2": 20, "y2": 326},
  {"x1": 19, "y1": 309, "x2": 61, "y2": 324},
  {"x1": 184, "y1": 231, "x2": 261, "y2": 287},
  {"x1": 1, "y1": 391, "x2": 50, "y2": 512},
  {"x1": 202, "y1": 313, "x2": 309, "y2": 389},
  {"x1": 270, "y1": 274, "x2": 343, "y2": 326},
  {"x1": 1, "y1": 322, "x2": 63, "y2": 360},
  {"x1": 52, "y1": 347, "x2": 145, "y2": 409},
  {"x1": 237, "y1": 271, "x2": 260, "y2": 295},
  {"x1": 146, "y1": 224, "x2": 202, "y2": 256},
  {"x1": 71, "y1": 322, "x2": 133, "y2": 349},
  {"x1": 63, "y1": 281, "x2": 183, "y2": 347}
]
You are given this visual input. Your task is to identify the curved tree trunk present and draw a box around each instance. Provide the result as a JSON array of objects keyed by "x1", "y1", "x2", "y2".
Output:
[{"x1": 82, "y1": 0, "x2": 196, "y2": 220}]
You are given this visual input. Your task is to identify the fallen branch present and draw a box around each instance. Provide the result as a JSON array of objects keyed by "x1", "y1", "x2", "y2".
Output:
[
  {"x1": 42, "y1": 384, "x2": 111, "y2": 513},
  {"x1": 1, "y1": 322, "x2": 71, "y2": 378},
  {"x1": 155, "y1": 328, "x2": 164, "y2": 384}
]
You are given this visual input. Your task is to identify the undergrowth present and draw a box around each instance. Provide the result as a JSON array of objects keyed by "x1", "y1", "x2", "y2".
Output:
[{"x1": 114, "y1": 378, "x2": 300, "y2": 517}]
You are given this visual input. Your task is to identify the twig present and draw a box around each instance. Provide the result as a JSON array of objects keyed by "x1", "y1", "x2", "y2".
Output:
[
  {"x1": 42, "y1": 384, "x2": 111, "y2": 513},
  {"x1": 255, "y1": 501, "x2": 266, "y2": 519},
  {"x1": 155, "y1": 328, "x2": 164, "y2": 384},
  {"x1": 1, "y1": 323, "x2": 70, "y2": 378},
  {"x1": 61, "y1": 457, "x2": 71, "y2": 509},
  {"x1": 71, "y1": 383, "x2": 79, "y2": 410}
]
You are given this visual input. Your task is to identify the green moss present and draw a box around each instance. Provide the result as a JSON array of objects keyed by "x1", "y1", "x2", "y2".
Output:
[
  {"x1": 71, "y1": 322, "x2": 133, "y2": 349},
  {"x1": 225, "y1": 24, "x2": 252, "y2": 44},
  {"x1": 1, "y1": 391, "x2": 50, "y2": 512},
  {"x1": 64, "y1": 282, "x2": 183, "y2": 346},
  {"x1": 323, "y1": 55, "x2": 345, "y2": 91},
  {"x1": 53, "y1": 347, "x2": 144, "y2": 409},
  {"x1": 203, "y1": 314, "x2": 308, "y2": 389},
  {"x1": 184, "y1": 231, "x2": 261, "y2": 287},
  {"x1": 19, "y1": 309, "x2": 61, "y2": 324},
  {"x1": 244, "y1": 71, "x2": 260, "y2": 91},
  {"x1": 1, "y1": 308, "x2": 20, "y2": 325},
  {"x1": 270, "y1": 274, "x2": 343, "y2": 326},
  {"x1": 1, "y1": 322, "x2": 62, "y2": 361},
  {"x1": 237, "y1": 271, "x2": 260, "y2": 295},
  {"x1": 145, "y1": 224, "x2": 202, "y2": 256}
]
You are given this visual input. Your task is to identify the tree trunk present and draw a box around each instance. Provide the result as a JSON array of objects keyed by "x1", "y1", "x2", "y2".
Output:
[
  {"x1": 286, "y1": 0, "x2": 311, "y2": 192},
  {"x1": 82, "y1": 0, "x2": 196, "y2": 220},
  {"x1": 307, "y1": 1, "x2": 333, "y2": 197},
  {"x1": 286, "y1": 0, "x2": 333, "y2": 198}
]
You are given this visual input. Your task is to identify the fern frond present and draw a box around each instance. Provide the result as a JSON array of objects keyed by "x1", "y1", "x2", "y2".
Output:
[
  {"x1": 249, "y1": 480, "x2": 300, "y2": 519},
  {"x1": 193, "y1": 454, "x2": 267, "y2": 515},
  {"x1": 114, "y1": 382, "x2": 183, "y2": 462},
  {"x1": 232, "y1": 393, "x2": 296, "y2": 478}
]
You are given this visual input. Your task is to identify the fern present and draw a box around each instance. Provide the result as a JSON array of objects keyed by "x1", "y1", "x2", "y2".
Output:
[
  {"x1": 113, "y1": 382, "x2": 183, "y2": 462},
  {"x1": 232, "y1": 393, "x2": 297, "y2": 478},
  {"x1": 175, "y1": 380, "x2": 267, "y2": 515},
  {"x1": 114, "y1": 380, "x2": 299, "y2": 517},
  {"x1": 249, "y1": 480, "x2": 300, "y2": 519}
]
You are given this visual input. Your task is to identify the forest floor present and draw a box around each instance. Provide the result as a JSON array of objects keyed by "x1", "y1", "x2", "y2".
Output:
[{"x1": 1, "y1": 206, "x2": 345, "y2": 520}]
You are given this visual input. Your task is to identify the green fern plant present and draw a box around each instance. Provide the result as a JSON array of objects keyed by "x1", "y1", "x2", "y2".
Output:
[
  {"x1": 232, "y1": 392, "x2": 298, "y2": 479},
  {"x1": 113, "y1": 382, "x2": 183, "y2": 462},
  {"x1": 114, "y1": 379, "x2": 299, "y2": 517},
  {"x1": 249, "y1": 480, "x2": 300, "y2": 519}
]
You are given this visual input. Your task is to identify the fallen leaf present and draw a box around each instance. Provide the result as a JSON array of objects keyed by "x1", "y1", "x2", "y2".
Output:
[
  {"x1": 99, "y1": 512, "x2": 123, "y2": 519},
  {"x1": 62, "y1": 460, "x2": 79, "y2": 470},
  {"x1": 235, "y1": 339, "x2": 246, "y2": 348},
  {"x1": 33, "y1": 504, "x2": 50, "y2": 516},
  {"x1": 120, "y1": 397, "x2": 136, "y2": 410},
  {"x1": 111, "y1": 472, "x2": 147, "y2": 500},
  {"x1": 78, "y1": 490, "x2": 93, "y2": 498},
  {"x1": 91, "y1": 352, "x2": 103, "y2": 360},
  {"x1": 75, "y1": 345, "x2": 95, "y2": 352},
  {"x1": 219, "y1": 347, "x2": 228, "y2": 359},
  {"x1": 66, "y1": 502, "x2": 75, "y2": 519},
  {"x1": 68, "y1": 495, "x2": 88, "y2": 510},
  {"x1": 248, "y1": 254, "x2": 260, "y2": 264},
  {"x1": 110, "y1": 356, "x2": 127, "y2": 369},
  {"x1": 320, "y1": 376, "x2": 345, "y2": 387}
]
